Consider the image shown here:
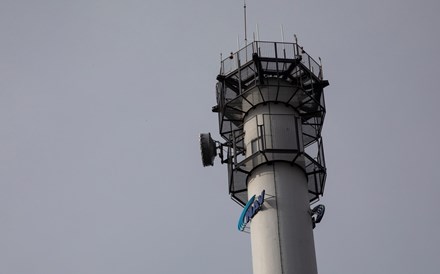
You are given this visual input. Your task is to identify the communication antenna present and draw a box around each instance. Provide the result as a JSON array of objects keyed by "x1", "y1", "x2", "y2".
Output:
[
  {"x1": 244, "y1": 0, "x2": 248, "y2": 45},
  {"x1": 200, "y1": 133, "x2": 217, "y2": 166},
  {"x1": 280, "y1": 25, "x2": 286, "y2": 57},
  {"x1": 237, "y1": 35, "x2": 241, "y2": 51},
  {"x1": 256, "y1": 23, "x2": 260, "y2": 41},
  {"x1": 318, "y1": 56, "x2": 323, "y2": 79},
  {"x1": 280, "y1": 25, "x2": 285, "y2": 43}
]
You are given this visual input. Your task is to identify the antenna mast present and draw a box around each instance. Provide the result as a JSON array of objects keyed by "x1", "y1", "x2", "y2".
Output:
[{"x1": 244, "y1": 0, "x2": 248, "y2": 45}]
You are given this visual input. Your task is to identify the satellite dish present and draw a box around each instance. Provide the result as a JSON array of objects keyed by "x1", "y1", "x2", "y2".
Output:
[
  {"x1": 312, "y1": 204, "x2": 325, "y2": 223},
  {"x1": 311, "y1": 204, "x2": 325, "y2": 229},
  {"x1": 200, "y1": 133, "x2": 217, "y2": 167}
]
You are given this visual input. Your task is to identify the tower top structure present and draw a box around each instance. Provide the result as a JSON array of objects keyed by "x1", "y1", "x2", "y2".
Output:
[{"x1": 211, "y1": 40, "x2": 329, "y2": 206}]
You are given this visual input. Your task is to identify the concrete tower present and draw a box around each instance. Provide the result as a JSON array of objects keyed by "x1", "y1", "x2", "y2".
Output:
[{"x1": 201, "y1": 41, "x2": 329, "y2": 274}]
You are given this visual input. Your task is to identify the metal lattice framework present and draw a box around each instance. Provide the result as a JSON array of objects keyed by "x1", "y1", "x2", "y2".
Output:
[{"x1": 213, "y1": 41, "x2": 329, "y2": 206}]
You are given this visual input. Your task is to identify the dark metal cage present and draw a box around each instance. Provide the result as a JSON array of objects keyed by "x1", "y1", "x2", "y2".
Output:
[{"x1": 214, "y1": 41, "x2": 329, "y2": 206}]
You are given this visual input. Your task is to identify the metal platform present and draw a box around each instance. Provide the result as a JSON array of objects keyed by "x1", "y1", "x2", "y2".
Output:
[{"x1": 213, "y1": 41, "x2": 329, "y2": 206}]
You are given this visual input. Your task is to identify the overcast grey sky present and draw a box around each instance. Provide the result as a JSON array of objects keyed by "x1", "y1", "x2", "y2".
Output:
[{"x1": 1, "y1": 1, "x2": 440, "y2": 274}]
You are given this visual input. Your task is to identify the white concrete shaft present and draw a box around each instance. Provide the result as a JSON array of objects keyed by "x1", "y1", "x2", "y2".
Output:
[
  {"x1": 247, "y1": 163, "x2": 317, "y2": 274},
  {"x1": 244, "y1": 103, "x2": 318, "y2": 274}
]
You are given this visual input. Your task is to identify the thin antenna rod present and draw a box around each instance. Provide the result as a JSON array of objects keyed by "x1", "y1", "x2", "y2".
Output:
[
  {"x1": 280, "y1": 25, "x2": 286, "y2": 58},
  {"x1": 280, "y1": 25, "x2": 285, "y2": 43},
  {"x1": 220, "y1": 53, "x2": 224, "y2": 74},
  {"x1": 256, "y1": 23, "x2": 260, "y2": 41},
  {"x1": 237, "y1": 35, "x2": 241, "y2": 51},
  {"x1": 244, "y1": 0, "x2": 248, "y2": 46}
]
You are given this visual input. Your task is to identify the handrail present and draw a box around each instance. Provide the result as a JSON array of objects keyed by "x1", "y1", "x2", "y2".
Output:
[{"x1": 220, "y1": 41, "x2": 323, "y2": 80}]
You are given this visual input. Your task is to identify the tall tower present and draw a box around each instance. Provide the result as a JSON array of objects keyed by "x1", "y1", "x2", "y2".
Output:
[{"x1": 201, "y1": 40, "x2": 329, "y2": 274}]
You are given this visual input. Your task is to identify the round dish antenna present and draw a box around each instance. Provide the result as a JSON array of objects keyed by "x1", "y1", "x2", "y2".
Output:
[
  {"x1": 200, "y1": 133, "x2": 217, "y2": 167},
  {"x1": 311, "y1": 204, "x2": 326, "y2": 229}
]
